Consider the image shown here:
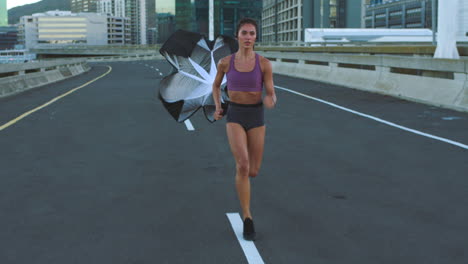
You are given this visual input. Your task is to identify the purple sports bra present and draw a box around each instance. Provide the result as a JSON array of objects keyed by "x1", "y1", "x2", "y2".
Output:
[{"x1": 226, "y1": 53, "x2": 263, "y2": 92}]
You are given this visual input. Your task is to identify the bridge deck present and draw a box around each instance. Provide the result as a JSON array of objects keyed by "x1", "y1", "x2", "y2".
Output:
[{"x1": 1, "y1": 61, "x2": 467, "y2": 264}]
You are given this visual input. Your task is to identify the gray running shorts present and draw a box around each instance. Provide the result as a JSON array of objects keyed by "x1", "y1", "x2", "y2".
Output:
[{"x1": 226, "y1": 102, "x2": 264, "y2": 131}]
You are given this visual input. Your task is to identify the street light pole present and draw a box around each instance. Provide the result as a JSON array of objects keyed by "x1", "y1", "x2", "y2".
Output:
[
  {"x1": 432, "y1": 0, "x2": 436, "y2": 45},
  {"x1": 320, "y1": 0, "x2": 324, "y2": 29},
  {"x1": 209, "y1": 0, "x2": 214, "y2": 41}
]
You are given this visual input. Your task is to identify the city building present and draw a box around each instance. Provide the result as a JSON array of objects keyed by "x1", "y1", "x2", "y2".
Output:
[
  {"x1": 154, "y1": 0, "x2": 262, "y2": 43},
  {"x1": 19, "y1": 11, "x2": 130, "y2": 49},
  {"x1": 193, "y1": 0, "x2": 262, "y2": 38},
  {"x1": 328, "y1": 0, "x2": 363, "y2": 28},
  {"x1": 71, "y1": 0, "x2": 99, "y2": 13},
  {"x1": 364, "y1": 0, "x2": 434, "y2": 29},
  {"x1": 97, "y1": 0, "x2": 126, "y2": 17},
  {"x1": 145, "y1": 0, "x2": 156, "y2": 44},
  {"x1": 0, "y1": 26, "x2": 18, "y2": 49},
  {"x1": 262, "y1": 0, "x2": 362, "y2": 43},
  {"x1": 0, "y1": 0, "x2": 7, "y2": 27},
  {"x1": 174, "y1": 0, "x2": 193, "y2": 31},
  {"x1": 97, "y1": 0, "x2": 153, "y2": 44},
  {"x1": 155, "y1": 0, "x2": 188, "y2": 42},
  {"x1": 125, "y1": 0, "x2": 147, "y2": 44}
]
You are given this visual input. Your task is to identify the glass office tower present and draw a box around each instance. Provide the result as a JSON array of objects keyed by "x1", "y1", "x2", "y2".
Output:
[
  {"x1": 71, "y1": 0, "x2": 98, "y2": 13},
  {"x1": 194, "y1": 0, "x2": 262, "y2": 38},
  {"x1": 0, "y1": 0, "x2": 7, "y2": 27},
  {"x1": 155, "y1": 0, "x2": 262, "y2": 42}
]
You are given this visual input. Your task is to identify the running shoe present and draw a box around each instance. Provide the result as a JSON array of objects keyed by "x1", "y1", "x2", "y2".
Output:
[{"x1": 243, "y1": 218, "x2": 256, "y2": 241}]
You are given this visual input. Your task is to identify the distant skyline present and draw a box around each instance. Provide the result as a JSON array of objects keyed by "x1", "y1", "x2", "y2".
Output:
[
  {"x1": 7, "y1": 0, "x2": 41, "y2": 10},
  {"x1": 155, "y1": 0, "x2": 175, "y2": 15}
]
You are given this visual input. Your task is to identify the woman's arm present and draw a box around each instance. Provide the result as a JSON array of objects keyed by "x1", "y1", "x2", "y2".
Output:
[
  {"x1": 212, "y1": 56, "x2": 228, "y2": 120},
  {"x1": 262, "y1": 57, "x2": 276, "y2": 109}
]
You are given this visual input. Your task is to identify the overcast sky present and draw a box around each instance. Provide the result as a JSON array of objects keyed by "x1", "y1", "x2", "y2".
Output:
[{"x1": 7, "y1": 0, "x2": 41, "y2": 10}]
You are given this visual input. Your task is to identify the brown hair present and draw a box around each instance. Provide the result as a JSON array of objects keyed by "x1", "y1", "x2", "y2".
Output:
[{"x1": 235, "y1": 17, "x2": 258, "y2": 38}]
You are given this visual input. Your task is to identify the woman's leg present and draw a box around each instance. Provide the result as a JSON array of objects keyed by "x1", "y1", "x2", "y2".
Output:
[
  {"x1": 247, "y1": 126, "x2": 266, "y2": 178},
  {"x1": 226, "y1": 123, "x2": 252, "y2": 220}
]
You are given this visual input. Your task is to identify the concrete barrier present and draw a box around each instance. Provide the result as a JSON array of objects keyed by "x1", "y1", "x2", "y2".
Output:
[
  {"x1": 0, "y1": 59, "x2": 90, "y2": 98},
  {"x1": 257, "y1": 51, "x2": 468, "y2": 113},
  {"x1": 86, "y1": 54, "x2": 163, "y2": 62}
]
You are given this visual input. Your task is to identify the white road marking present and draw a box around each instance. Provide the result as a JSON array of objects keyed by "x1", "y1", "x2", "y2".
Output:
[
  {"x1": 442, "y1": 116, "x2": 462, "y2": 121},
  {"x1": 156, "y1": 68, "x2": 160, "y2": 71},
  {"x1": 159, "y1": 72, "x2": 163, "y2": 76},
  {"x1": 275, "y1": 85, "x2": 468, "y2": 150},
  {"x1": 184, "y1": 119, "x2": 195, "y2": 131},
  {"x1": 226, "y1": 213, "x2": 265, "y2": 264}
]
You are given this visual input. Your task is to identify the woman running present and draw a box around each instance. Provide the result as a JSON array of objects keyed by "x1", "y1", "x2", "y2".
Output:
[{"x1": 212, "y1": 17, "x2": 277, "y2": 241}]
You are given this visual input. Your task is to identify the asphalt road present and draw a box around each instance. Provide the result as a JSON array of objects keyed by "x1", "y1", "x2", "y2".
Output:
[{"x1": 1, "y1": 60, "x2": 467, "y2": 264}]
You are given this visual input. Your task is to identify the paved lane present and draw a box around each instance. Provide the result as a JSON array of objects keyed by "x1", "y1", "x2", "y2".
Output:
[{"x1": 1, "y1": 60, "x2": 467, "y2": 264}]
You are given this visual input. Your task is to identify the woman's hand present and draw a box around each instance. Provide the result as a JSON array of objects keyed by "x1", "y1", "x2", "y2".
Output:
[
  {"x1": 214, "y1": 107, "x2": 224, "y2": 120},
  {"x1": 263, "y1": 95, "x2": 277, "y2": 109}
]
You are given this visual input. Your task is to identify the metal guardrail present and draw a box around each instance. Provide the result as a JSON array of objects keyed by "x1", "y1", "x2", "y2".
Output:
[
  {"x1": 0, "y1": 54, "x2": 36, "y2": 64},
  {"x1": 31, "y1": 44, "x2": 161, "y2": 50}
]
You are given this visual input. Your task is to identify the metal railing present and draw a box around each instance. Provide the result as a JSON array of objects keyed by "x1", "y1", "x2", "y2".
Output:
[{"x1": 0, "y1": 54, "x2": 36, "y2": 64}]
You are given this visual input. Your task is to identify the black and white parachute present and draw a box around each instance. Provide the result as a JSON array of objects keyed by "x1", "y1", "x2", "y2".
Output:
[{"x1": 158, "y1": 30, "x2": 238, "y2": 123}]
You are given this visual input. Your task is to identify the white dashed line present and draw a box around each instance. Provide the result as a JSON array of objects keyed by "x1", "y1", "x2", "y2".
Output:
[
  {"x1": 226, "y1": 213, "x2": 265, "y2": 264},
  {"x1": 275, "y1": 85, "x2": 468, "y2": 150},
  {"x1": 184, "y1": 119, "x2": 195, "y2": 131}
]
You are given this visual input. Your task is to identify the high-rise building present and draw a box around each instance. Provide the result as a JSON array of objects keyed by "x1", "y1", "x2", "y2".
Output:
[
  {"x1": 98, "y1": 0, "x2": 126, "y2": 17},
  {"x1": 0, "y1": 0, "x2": 7, "y2": 26},
  {"x1": 175, "y1": 0, "x2": 193, "y2": 31},
  {"x1": 71, "y1": 0, "x2": 99, "y2": 13},
  {"x1": 155, "y1": 0, "x2": 261, "y2": 43},
  {"x1": 19, "y1": 11, "x2": 130, "y2": 48},
  {"x1": 98, "y1": 0, "x2": 152, "y2": 44},
  {"x1": 262, "y1": 0, "x2": 363, "y2": 43},
  {"x1": 328, "y1": 0, "x2": 362, "y2": 28},
  {"x1": 364, "y1": 0, "x2": 434, "y2": 29},
  {"x1": 156, "y1": 12, "x2": 175, "y2": 43},
  {"x1": 125, "y1": 0, "x2": 147, "y2": 44},
  {"x1": 155, "y1": 0, "x2": 187, "y2": 43},
  {"x1": 193, "y1": 0, "x2": 262, "y2": 38},
  {"x1": 146, "y1": 0, "x2": 156, "y2": 44},
  {"x1": 0, "y1": 26, "x2": 18, "y2": 49}
]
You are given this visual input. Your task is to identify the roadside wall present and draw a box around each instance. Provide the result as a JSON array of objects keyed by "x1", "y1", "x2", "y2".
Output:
[
  {"x1": 0, "y1": 59, "x2": 90, "y2": 98},
  {"x1": 257, "y1": 51, "x2": 468, "y2": 113}
]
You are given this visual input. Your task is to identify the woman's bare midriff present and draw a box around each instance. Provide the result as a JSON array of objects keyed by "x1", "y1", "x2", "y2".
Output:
[{"x1": 228, "y1": 91, "x2": 262, "y2": 104}]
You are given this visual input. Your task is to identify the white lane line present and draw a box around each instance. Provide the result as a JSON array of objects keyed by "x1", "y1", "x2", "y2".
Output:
[
  {"x1": 226, "y1": 213, "x2": 265, "y2": 264},
  {"x1": 184, "y1": 119, "x2": 195, "y2": 131},
  {"x1": 159, "y1": 72, "x2": 163, "y2": 76},
  {"x1": 275, "y1": 85, "x2": 468, "y2": 150},
  {"x1": 156, "y1": 68, "x2": 160, "y2": 71}
]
